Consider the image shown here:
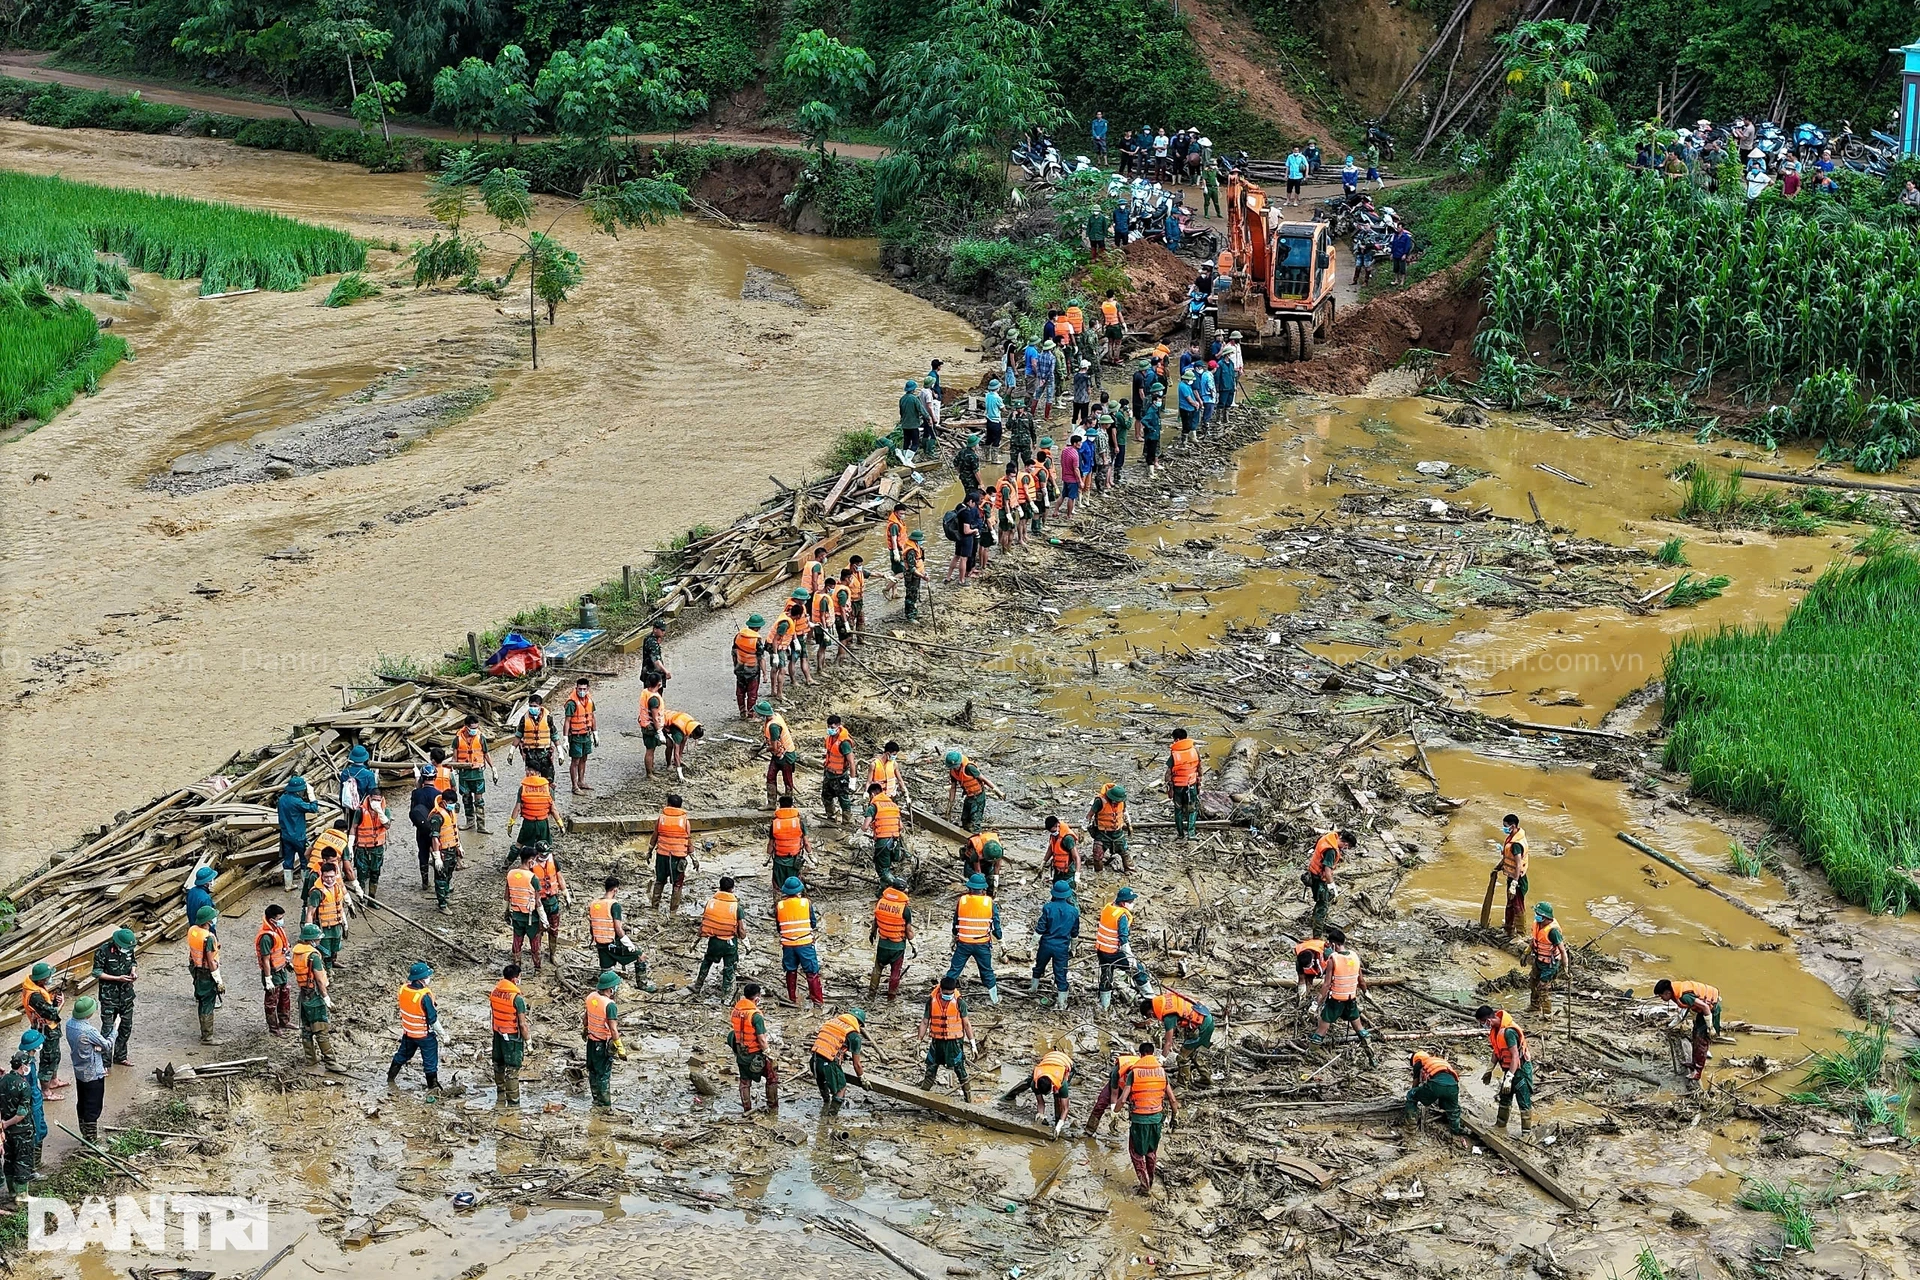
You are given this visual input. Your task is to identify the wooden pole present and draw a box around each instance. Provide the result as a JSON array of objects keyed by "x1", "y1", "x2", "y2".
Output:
[
  {"x1": 1737, "y1": 469, "x2": 1920, "y2": 497},
  {"x1": 1459, "y1": 1115, "x2": 1581, "y2": 1208},
  {"x1": 848, "y1": 1072, "x2": 1058, "y2": 1139},
  {"x1": 1614, "y1": 833, "x2": 1788, "y2": 934},
  {"x1": 361, "y1": 895, "x2": 491, "y2": 963}
]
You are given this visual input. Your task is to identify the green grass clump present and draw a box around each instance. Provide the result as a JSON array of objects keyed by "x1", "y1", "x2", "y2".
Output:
[
  {"x1": 1, "y1": 270, "x2": 128, "y2": 427},
  {"x1": 324, "y1": 272, "x2": 382, "y2": 308},
  {"x1": 1736, "y1": 1177, "x2": 1815, "y2": 1250},
  {"x1": 1673, "y1": 463, "x2": 1875, "y2": 535},
  {"x1": 819, "y1": 428, "x2": 883, "y2": 473},
  {"x1": 1655, "y1": 536, "x2": 1687, "y2": 566},
  {"x1": 1663, "y1": 544, "x2": 1920, "y2": 913},
  {"x1": 1665, "y1": 572, "x2": 1729, "y2": 607},
  {"x1": 0, "y1": 171, "x2": 366, "y2": 298},
  {"x1": 1787, "y1": 1023, "x2": 1912, "y2": 1135},
  {"x1": 1728, "y1": 840, "x2": 1763, "y2": 878}
]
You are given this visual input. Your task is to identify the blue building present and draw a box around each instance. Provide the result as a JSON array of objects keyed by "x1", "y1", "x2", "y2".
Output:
[{"x1": 1900, "y1": 39, "x2": 1920, "y2": 158}]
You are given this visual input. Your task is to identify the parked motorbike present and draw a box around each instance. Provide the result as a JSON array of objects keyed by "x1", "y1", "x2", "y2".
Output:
[
  {"x1": 1011, "y1": 139, "x2": 1065, "y2": 180},
  {"x1": 1363, "y1": 119, "x2": 1396, "y2": 160}
]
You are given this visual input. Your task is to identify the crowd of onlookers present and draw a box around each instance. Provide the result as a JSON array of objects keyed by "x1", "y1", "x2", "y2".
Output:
[{"x1": 1631, "y1": 116, "x2": 1920, "y2": 212}]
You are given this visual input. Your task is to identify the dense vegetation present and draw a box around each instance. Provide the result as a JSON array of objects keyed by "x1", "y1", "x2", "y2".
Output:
[
  {"x1": 0, "y1": 271, "x2": 128, "y2": 428},
  {"x1": 0, "y1": 171, "x2": 367, "y2": 296},
  {"x1": 1663, "y1": 540, "x2": 1920, "y2": 915}
]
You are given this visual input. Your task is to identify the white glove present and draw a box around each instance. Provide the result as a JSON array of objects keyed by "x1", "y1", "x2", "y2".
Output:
[
  {"x1": 261, "y1": 971, "x2": 271, "y2": 989},
  {"x1": 212, "y1": 968, "x2": 225, "y2": 993},
  {"x1": 324, "y1": 995, "x2": 334, "y2": 1011},
  {"x1": 1501, "y1": 1070, "x2": 1516, "y2": 1092}
]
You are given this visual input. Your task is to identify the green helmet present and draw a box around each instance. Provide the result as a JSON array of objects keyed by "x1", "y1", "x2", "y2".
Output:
[
  {"x1": 984, "y1": 839, "x2": 1003, "y2": 857},
  {"x1": 596, "y1": 970, "x2": 622, "y2": 991},
  {"x1": 194, "y1": 906, "x2": 218, "y2": 925},
  {"x1": 1534, "y1": 902, "x2": 1554, "y2": 919},
  {"x1": 754, "y1": 699, "x2": 775, "y2": 716},
  {"x1": 1106, "y1": 784, "x2": 1128, "y2": 801},
  {"x1": 849, "y1": 1008, "x2": 868, "y2": 1025},
  {"x1": 746, "y1": 613, "x2": 766, "y2": 628},
  {"x1": 945, "y1": 750, "x2": 963, "y2": 767},
  {"x1": 29, "y1": 963, "x2": 51, "y2": 983},
  {"x1": 72, "y1": 997, "x2": 97, "y2": 1018},
  {"x1": 300, "y1": 923, "x2": 323, "y2": 941}
]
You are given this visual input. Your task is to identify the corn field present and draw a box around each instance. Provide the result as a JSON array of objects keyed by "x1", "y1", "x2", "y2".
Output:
[
  {"x1": 1, "y1": 268, "x2": 128, "y2": 427},
  {"x1": 1663, "y1": 541, "x2": 1920, "y2": 914},
  {"x1": 0, "y1": 171, "x2": 366, "y2": 298},
  {"x1": 1480, "y1": 151, "x2": 1920, "y2": 397}
]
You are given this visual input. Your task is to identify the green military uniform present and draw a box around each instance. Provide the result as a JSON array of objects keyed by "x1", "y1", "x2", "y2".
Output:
[
  {"x1": 1403, "y1": 1061, "x2": 1464, "y2": 1134},
  {"x1": 920, "y1": 991, "x2": 970, "y2": 1092},
  {"x1": 585, "y1": 974, "x2": 620, "y2": 1108},
  {"x1": 293, "y1": 930, "x2": 339, "y2": 1069},
  {"x1": 811, "y1": 1018, "x2": 864, "y2": 1107},
  {"x1": 566, "y1": 697, "x2": 595, "y2": 761},
  {"x1": 491, "y1": 983, "x2": 530, "y2": 1105},
  {"x1": 90, "y1": 933, "x2": 137, "y2": 1064},
  {"x1": 1008, "y1": 402, "x2": 1036, "y2": 470},
  {"x1": 867, "y1": 798, "x2": 905, "y2": 884},
  {"x1": 0, "y1": 1070, "x2": 33, "y2": 1199},
  {"x1": 22, "y1": 973, "x2": 60, "y2": 1084},
  {"x1": 1201, "y1": 167, "x2": 1221, "y2": 216},
  {"x1": 902, "y1": 542, "x2": 925, "y2": 621},
  {"x1": 954, "y1": 443, "x2": 981, "y2": 495},
  {"x1": 306, "y1": 884, "x2": 346, "y2": 962}
]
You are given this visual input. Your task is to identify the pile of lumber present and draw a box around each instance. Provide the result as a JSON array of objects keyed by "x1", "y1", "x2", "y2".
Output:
[{"x1": 0, "y1": 678, "x2": 515, "y2": 1025}]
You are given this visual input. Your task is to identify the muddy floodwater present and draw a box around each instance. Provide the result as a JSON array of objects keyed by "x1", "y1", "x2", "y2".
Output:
[{"x1": 0, "y1": 120, "x2": 977, "y2": 872}]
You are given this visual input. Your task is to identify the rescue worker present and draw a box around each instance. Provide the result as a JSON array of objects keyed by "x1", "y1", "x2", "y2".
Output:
[
  {"x1": 254, "y1": 905, "x2": 292, "y2": 1036},
  {"x1": 88, "y1": 928, "x2": 137, "y2": 1066},
  {"x1": 902, "y1": 531, "x2": 928, "y2": 622},
  {"x1": 663, "y1": 708, "x2": 703, "y2": 778},
  {"x1": 1095, "y1": 886, "x2": 1152, "y2": 1011},
  {"x1": 185, "y1": 865, "x2": 217, "y2": 928},
  {"x1": 0, "y1": 1054, "x2": 34, "y2": 1202},
  {"x1": 1089, "y1": 1043, "x2": 1178, "y2": 1192},
  {"x1": 946, "y1": 873, "x2": 1002, "y2": 1003},
  {"x1": 919, "y1": 976, "x2": 974, "y2": 1100},
  {"x1": 1294, "y1": 936, "x2": 1328, "y2": 1022},
  {"x1": 1475, "y1": 1004, "x2": 1535, "y2": 1133},
  {"x1": 1496, "y1": 813, "x2": 1529, "y2": 938},
  {"x1": 352, "y1": 781, "x2": 391, "y2": 900},
  {"x1": 868, "y1": 875, "x2": 914, "y2": 1001},
  {"x1": 16, "y1": 1029, "x2": 44, "y2": 1180},
  {"x1": 1304, "y1": 829, "x2": 1357, "y2": 934},
  {"x1": 1041, "y1": 815, "x2": 1079, "y2": 886},
  {"x1": 764, "y1": 605, "x2": 799, "y2": 700},
  {"x1": 1529, "y1": 902, "x2": 1568, "y2": 1016},
  {"x1": 845, "y1": 556, "x2": 869, "y2": 635},
  {"x1": 388, "y1": 961, "x2": 442, "y2": 1090},
  {"x1": 1654, "y1": 978, "x2": 1724, "y2": 1083},
  {"x1": 811, "y1": 1008, "x2": 868, "y2": 1112},
  {"x1": 302, "y1": 819, "x2": 351, "y2": 902},
  {"x1": 962, "y1": 830, "x2": 1004, "y2": 895},
  {"x1": 756, "y1": 700, "x2": 799, "y2": 808},
  {"x1": 732, "y1": 613, "x2": 767, "y2": 717},
  {"x1": 768, "y1": 794, "x2": 812, "y2": 893},
  {"x1": 290, "y1": 923, "x2": 339, "y2": 1070},
  {"x1": 1085, "y1": 784, "x2": 1133, "y2": 873},
  {"x1": 451, "y1": 712, "x2": 493, "y2": 833},
  {"x1": 530, "y1": 841, "x2": 570, "y2": 959},
  {"x1": 409, "y1": 763, "x2": 443, "y2": 892},
  {"x1": 428, "y1": 786, "x2": 461, "y2": 910},
  {"x1": 1152, "y1": 729, "x2": 1198, "y2": 840},
  {"x1": 648, "y1": 792, "x2": 693, "y2": 913},
  {"x1": 1311, "y1": 926, "x2": 1373, "y2": 1060},
  {"x1": 515, "y1": 691, "x2": 556, "y2": 783},
  {"x1": 564, "y1": 676, "x2": 598, "y2": 795},
  {"x1": 1403, "y1": 1050, "x2": 1465, "y2": 1135},
  {"x1": 944, "y1": 751, "x2": 1002, "y2": 831},
  {"x1": 505, "y1": 847, "x2": 545, "y2": 972},
  {"x1": 20, "y1": 963, "x2": 64, "y2": 1099},
  {"x1": 822, "y1": 715, "x2": 857, "y2": 825},
  {"x1": 588, "y1": 877, "x2": 645, "y2": 979},
  {"x1": 640, "y1": 621, "x2": 671, "y2": 693},
  {"x1": 277, "y1": 774, "x2": 319, "y2": 892},
  {"x1": 692, "y1": 876, "x2": 747, "y2": 999},
  {"x1": 728, "y1": 983, "x2": 779, "y2": 1114},
  {"x1": 508, "y1": 762, "x2": 558, "y2": 856},
  {"x1": 637, "y1": 672, "x2": 667, "y2": 778},
  {"x1": 64, "y1": 998, "x2": 110, "y2": 1145},
  {"x1": 490, "y1": 963, "x2": 530, "y2": 1105},
  {"x1": 584, "y1": 970, "x2": 622, "y2": 1107},
  {"x1": 1030, "y1": 1050, "x2": 1073, "y2": 1134},
  {"x1": 869, "y1": 740, "x2": 911, "y2": 806},
  {"x1": 1140, "y1": 988, "x2": 1214, "y2": 1072},
  {"x1": 187, "y1": 906, "x2": 223, "y2": 1044},
  {"x1": 1031, "y1": 880, "x2": 1080, "y2": 1010},
  {"x1": 305, "y1": 860, "x2": 352, "y2": 965},
  {"x1": 864, "y1": 782, "x2": 907, "y2": 887},
  {"x1": 776, "y1": 876, "x2": 826, "y2": 1011}
]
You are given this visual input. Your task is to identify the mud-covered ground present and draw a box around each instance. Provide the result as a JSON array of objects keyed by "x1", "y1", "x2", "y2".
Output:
[{"x1": 30, "y1": 391, "x2": 1920, "y2": 1280}]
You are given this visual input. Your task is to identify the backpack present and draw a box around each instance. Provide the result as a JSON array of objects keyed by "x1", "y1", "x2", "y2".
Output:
[
  {"x1": 339, "y1": 772, "x2": 361, "y2": 814},
  {"x1": 941, "y1": 507, "x2": 963, "y2": 543}
]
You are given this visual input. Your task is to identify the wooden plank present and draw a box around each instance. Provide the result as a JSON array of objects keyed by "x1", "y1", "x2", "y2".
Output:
[
  {"x1": 820, "y1": 463, "x2": 860, "y2": 515},
  {"x1": 1459, "y1": 1115, "x2": 1582, "y2": 1208},
  {"x1": 1739, "y1": 469, "x2": 1920, "y2": 497},
  {"x1": 567, "y1": 808, "x2": 773, "y2": 836},
  {"x1": 1272, "y1": 1155, "x2": 1335, "y2": 1189},
  {"x1": 849, "y1": 1073, "x2": 1059, "y2": 1140},
  {"x1": 0, "y1": 924, "x2": 119, "y2": 999}
]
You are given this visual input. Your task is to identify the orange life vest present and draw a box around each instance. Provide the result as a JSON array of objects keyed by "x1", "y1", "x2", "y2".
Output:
[
  {"x1": 802, "y1": 561, "x2": 826, "y2": 596},
  {"x1": 950, "y1": 757, "x2": 984, "y2": 796},
  {"x1": 701, "y1": 891, "x2": 740, "y2": 939},
  {"x1": 1532, "y1": 918, "x2": 1561, "y2": 965},
  {"x1": 435, "y1": 805, "x2": 460, "y2": 853},
  {"x1": 1047, "y1": 823, "x2": 1077, "y2": 872},
  {"x1": 927, "y1": 988, "x2": 965, "y2": 1039},
  {"x1": 1169, "y1": 739, "x2": 1200, "y2": 786},
  {"x1": 1151, "y1": 989, "x2": 1206, "y2": 1031},
  {"x1": 1670, "y1": 981, "x2": 1720, "y2": 1012},
  {"x1": 566, "y1": 694, "x2": 596, "y2": 735},
  {"x1": 1326, "y1": 948, "x2": 1361, "y2": 999},
  {"x1": 956, "y1": 893, "x2": 994, "y2": 944},
  {"x1": 584, "y1": 991, "x2": 615, "y2": 1042},
  {"x1": 776, "y1": 895, "x2": 815, "y2": 947},
  {"x1": 873, "y1": 886, "x2": 910, "y2": 941},
  {"x1": 532, "y1": 851, "x2": 561, "y2": 899},
  {"x1": 312, "y1": 879, "x2": 346, "y2": 927},
  {"x1": 665, "y1": 709, "x2": 699, "y2": 738},
  {"x1": 810, "y1": 592, "x2": 833, "y2": 628},
  {"x1": 731, "y1": 997, "x2": 765, "y2": 1052},
  {"x1": 870, "y1": 756, "x2": 899, "y2": 795},
  {"x1": 587, "y1": 896, "x2": 620, "y2": 943},
  {"x1": 290, "y1": 942, "x2": 323, "y2": 991},
  {"x1": 823, "y1": 726, "x2": 853, "y2": 775},
  {"x1": 886, "y1": 514, "x2": 906, "y2": 554},
  {"x1": 1295, "y1": 937, "x2": 1327, "y2": 974},
  {"x1": 355, "y1": 793, "x2": 390, "y2": 848},
  {"x1": 453, "y1": 726, "x2": 487, "y2": 768},
  {"x1": 637, "y1": 691, "x2": 664, "y2": 730},
  {"x1": 434, "y1": 764, "x2": 455, "y2": 795},
  {"x1": 187, "y1": 924, "x2": 219, "y2": 970},
  {"x1": 771, "y1": 807, "x2": 805, "y2": 856},
  {"x1": 1096, "y1": 903, "x2": 1131, "y2": 955},
  {"x1": 506, "y1": 867, "x2": 538, "y2": 913},
  {"x1": 869, "y1": 793, "x2": 902, "y2": 839},
  {"x1": 1034, "y1": 1051, "x2": 1072, "y2": 1091},
  {"x1": 255, "y1": 917, "x2": 289, "y2": 971},
  {"x1": 1411, "y1": 1051, "x2": 1456, "y2": 1084},
  {"x1": 1307, "y1": 831, "x2": 1343, "y2": 879},
  {"x1": 655, "y1": 806, "x2": 691, "y2": 857},
  {"x1": 490, "y1": 978, "x2": 523, "y2": 1035},
  {"x1": 733, "y1": 627, "x2": 761, "y2": 670},
  {"x1": 1064, "y1": 304, "x2": 1085, "y2": 334},
  {"x1": 1123, "y1": 1054, "x2": 1168, "y2": 1115},
  {"x1": 1101, "y1": 299, "x2": 1120, "y2": 326},
  {"x1": 308, "y1": 827, "x2": 349, "y2": 874},
  {"x1": 964, "y1": 831, "x2": 999, "y2": 862},
  {"x1": 1092, "y1": 791, "x2": 1126, "y2": 831},
  {"x1": 1501, "y1": 826, "x2": 1529, "y2": 878},
  {"x1": 812, "y1": 1012, "x2": 861, "y2": 1060},
  {"x1": 763, "y1": 713, "x2": 792, "y2": 757},
  {"x1": 847, "y1": 568, "x2": 865, "y2": 601},
  {"x1": 518, "y1": 776, "x2": 553, "y2": 820},
  {"x1": 396, "y1": 983, "x2": 431, "y2": 1038},
  {"x1": 517, "y1": 708, "x2": 553, "y2": 750},
  {"x1": 21, "y1": 978, "x2": 56, "y2": 1028},
  {"x1": 1487, "y1": 1010, "x2": 1530, "y2": 1068}
]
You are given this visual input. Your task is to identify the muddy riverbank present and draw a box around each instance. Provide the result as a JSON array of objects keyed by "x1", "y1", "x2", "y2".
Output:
[{"x1": 0, "y1": 119, "x2": 977, "y2": 875}]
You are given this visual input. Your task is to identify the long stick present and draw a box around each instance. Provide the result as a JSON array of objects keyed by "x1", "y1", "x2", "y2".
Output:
[
  {"x1": 1614, "y1": 833, "x2": 1788, "y2": 935},
  {"x1": 361, "y1": 895, "x2": 491, "y2": 962},
  {"x1": 57, "y1": 1122, "x2": 149, "y2": 1186},
  {"x1": 1737, "y1": 469, "x2": 1920, "y2": 497}
]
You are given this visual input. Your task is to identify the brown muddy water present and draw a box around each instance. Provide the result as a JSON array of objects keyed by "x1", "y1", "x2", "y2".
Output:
[{"x1": 0, "y1": 120, "x2": 977, "y2": 873}]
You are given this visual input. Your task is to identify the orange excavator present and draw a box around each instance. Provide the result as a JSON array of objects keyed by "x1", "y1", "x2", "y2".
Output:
[{"x1": 1216, "y1": 174, "x2": 1339, "y2": 359}]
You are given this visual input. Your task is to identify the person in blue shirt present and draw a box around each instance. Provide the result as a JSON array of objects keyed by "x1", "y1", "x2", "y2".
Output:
[
  {"x1": 1216, "y1": 350, "x2": 1238, "y2": 418},
  {"x1": 277, "y1": 776, "x2": 318, "y2": 893},
  {"x1": 1177, "y1": 371, "x2": 1201, "y2": 444},
  {"x1": 1090, "y1": 111, "x2": 1108, "y2": 160},
  {"x1": 1112, "y1": 198, "x2": 1129, "y2": 247},
  {"x1": 387, "y1": 961, "x2": 442, "y2": 1090},
  {"x1": 983, "y1": 379, "x2": 1005, "y2": 464},
  {"x1": 1390, "y1": 226, "x2": 1414, "y2": 288},
  {"x1": 1029, "y1": 881, "x2": 1081, "y2": 1010},
  {"x1": 1165, "y1": 206, "x2": 1183, "y2": 253},
  {"x1": 1342, "y1": 155, "x2": 1359, "y2": 195},
  {"x1": 1285, "y1": 146, "x2": 1307, "y2": 206},
  {"x1": 1140, "y1": 382, "x2": 1165, "y2": 474},
  {"x1": 1198, "y1": 361, "x2": 1218, "y2": 435},
  {"x1": 185, "y1": 866, "x2": 217, "y2": 933},
  {"x1": 1032, "y1": 340, "x2": 1058, "y2": 422}
]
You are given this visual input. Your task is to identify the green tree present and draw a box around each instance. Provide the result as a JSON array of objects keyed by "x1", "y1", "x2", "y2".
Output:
[
  {"x1": 411, "y1": 148, "x2": 686, "y2": 369},
  {"x1": 1497, "y1": 19, "x2": 1603, "y2": 114},
  {"x1": 432, "y1": 45, "x2": 538, "y2": 141},
  {"x1": 873, "y1": 0, "x2": 1066, "y2": 216},
  {"x1": 780, "y1": 30, "x2": 877, "y2": 159},
  {"x1": 532, "y1": 25, "x2": 707, "y2": 164}
]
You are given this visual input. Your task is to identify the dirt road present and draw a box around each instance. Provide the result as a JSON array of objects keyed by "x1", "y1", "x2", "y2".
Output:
[{"x1": 0, "y1": 119, "x2": 973, "y2": 876}]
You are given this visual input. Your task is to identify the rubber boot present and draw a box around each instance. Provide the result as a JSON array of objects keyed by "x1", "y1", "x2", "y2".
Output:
[
  {"x1": 80, "y1": 1120, "x2": 98, "y2": 1144},
  {"x1": 1028, "y1": 976, "x2": 1040, "y2": 995},
  {"x1": 264, "y1": 990, "x2": 282, "y2": 1035},
  {"x1": 198, "y1": 1013, "x2": 215, "y2": 1044},
  {"x1": 650, "y1": 882, "x2": 664, "y2": 910},
  {"x1": 1055, "y1": 990, "x2": 1068, "y2": 1011},
  {"x1": 806, "y1": 972, "x2": 826, "y2": 1011},
  {"x1": 367, "y1": 875, "x2": 380, "y2": 901},
  {"x1": 960, "y1": 1076, "x2": 973, "y2": 1103},
  {"x1": 1099, "y1": 991, "x2": 1112, "y2": 1012},
  {"x1": 493, "y1": 1066, "x2": 507, "y2": 1100},
  {"x1": 281, "y1": 868, "x2": 295, "y2": 892},
  {"x1": 785, "y1": 971, "x2": 799, "y2": 1004},
  {"x1": 986, "y1": 983, "x2": 1001, "y2": 1005},
  {"x1": 504, "y1": 1071, "x2": 520, "y2": 1105},
  {"x1": 529, "y1": 932, "x2": 542, "y2": 974},
  {"x1": 669, "y1": 883, "x2": 683, "y2": 915},
  {"x1": 866, "y1": 964, "x2": 883, "y2": 1002},
  {"x1": 691, "y1": 964, "x2": 709, "y2": 999},
  {"x1": 304, "y1": 1034, "x2": 319, "y2": 1065},
  {"x1": 387, "y1": 1062, "x2": 402, "y2": 1085},
  {"x1": 919, "y1": 1069, "x2": 937, "y2": 1091},
  {"x1": 739, "y1": 1079, "x2": 753, "y2": 1114},
  {"x1": 1495, "y1": 1100, "x2": 1511, "y2": 1129},
  {"x1": 316, "y1": 1029, "x2": 339, "y2": 1070},
  {"x1": 426, "y1": 1073, "x2": 441, "y2": 1092},
  {"x1": 1520, "y1": 1109, "x2": 1534, "y2": 1136},
  {"x1": 420, "y1": 868, "x2": 429, "y2": 891},
  {"x1": 765, "y1": 780, "x2": 779, "y2": 810}
]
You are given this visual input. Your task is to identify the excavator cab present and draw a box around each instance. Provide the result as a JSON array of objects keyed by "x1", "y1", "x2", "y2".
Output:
[{"x1": 1219, "y1": 177, "x2": 1339, "y2": 360}]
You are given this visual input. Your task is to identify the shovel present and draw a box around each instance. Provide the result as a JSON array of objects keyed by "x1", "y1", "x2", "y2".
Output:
[{"x1": 1478, "y1": 866, "x2": 1499, "y2": 930}]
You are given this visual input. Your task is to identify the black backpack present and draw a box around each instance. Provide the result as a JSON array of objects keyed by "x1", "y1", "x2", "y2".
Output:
[{"x1": 941, "y1": 507, "x2": 963, "y2": 542}]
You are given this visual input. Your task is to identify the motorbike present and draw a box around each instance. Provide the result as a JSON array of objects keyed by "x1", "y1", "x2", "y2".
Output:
[
  {"x1": 1793, "y1": 121, "x2": 1827, "y2": 163},
  {"x1": 1010, "y1": 139, "x2": 1065, "y2": 180},
  {"x1": 1363, "y1": 119, "x2": 1396, "y2": 161}
]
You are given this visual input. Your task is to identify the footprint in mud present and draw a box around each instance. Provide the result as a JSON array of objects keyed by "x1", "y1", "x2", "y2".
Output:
[{"x1": 741, "y1": 265, "x2": 817, "y2": 310}]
